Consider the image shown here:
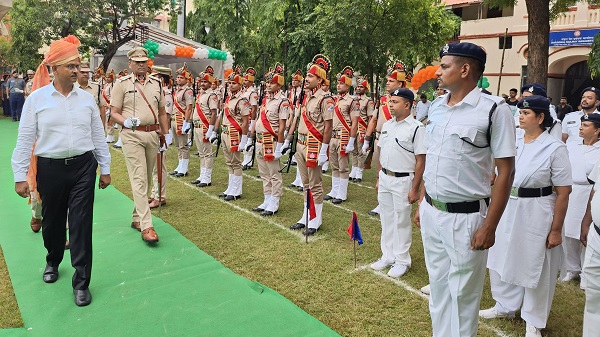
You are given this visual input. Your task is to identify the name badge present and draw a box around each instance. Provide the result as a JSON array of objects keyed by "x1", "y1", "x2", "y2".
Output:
[{"x1": 567, "y1": 121, "x2": 576, "y2": 124}]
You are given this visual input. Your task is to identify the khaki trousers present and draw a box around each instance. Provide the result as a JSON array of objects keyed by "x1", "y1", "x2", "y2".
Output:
[
  {"x1": 194, "y1": 126, "x2": 214, "y2": 168},
  {"x1": 295, "y1": 142, "x2": 324, "y2": 203},
  {"x1": 170, "y1": 120, "x2": 190, "y2": 160},
  {"x1": 222, "y1": 133, "x2": 242, "y2": 176},
  {"x1": 351, "y1": 138, "x2": 366, "y2": 169},
  {"x1": 121, "y1": 129, "x2": 159, "y2": 231},
  {"x1": 372, "y1": 137, "x2": 381, "y2": 170},
  {"x1": 329, "y1": 137, "x2": 349, "y2": 179},
  {"x1": 151, "y1": 151, "x2": 167, "y2": 200},
  {"x1": 257, "y1": 145, "x2": 283, "y2": 197}
]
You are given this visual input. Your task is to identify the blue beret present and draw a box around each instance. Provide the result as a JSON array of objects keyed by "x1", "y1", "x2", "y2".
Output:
[
  {"x1": 517, "y1": 95, "x2": 550, "y2": 112},
  {"x1": 521, "y1": 83, "x2": 547, "y2": 97},
  {"x1": 581, "y1": 113, "x2": 600, "y2": 124},
  {"x1": 390, "y1": 88, "x2": 414, "y2": 102},
  {"x1": 439, "y1": 42, "x2": 486, "y2": 64},
  {"x1": 582, "y1": 86, "x2": 600, "y2": 99}
]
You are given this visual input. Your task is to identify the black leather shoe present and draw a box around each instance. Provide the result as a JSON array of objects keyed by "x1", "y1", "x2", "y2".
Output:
[
  {"x1": 289, "y1": 223, "x2": 305, "y2": 230},
  {"x1": 218, "y1": 192, "x2": 227, "y2": 198},
  {"x1": 297, "y1": 186, "x2": 304, "y2": 192},
  {"x1": 112, "y1": 144, "x2": 122, "y2": 149},
  {"x1": 261, "y1": 210, "x2": 276, "y2": 216},
  {"x1": 290, "y1": 162, "x2": 297, "y2": 166},
  {"x1": 322, "y1": 169, "x2": 327, "y2": 173},
  {"x1": 252, "y1": 206, "x2": 264, "y2": 212},
  {"x1": 43, "y1": 265, "x2": 59, "y2": 283},
  {"x1": 242, "y1": 165, "x2": 250, "y2": 171},
  {"x1": 224, "y1": 195, "x2": 241, "y2": 201},
  {"x1": 332, "y1": 198, "x2": 345, "y2": 204},
  {"x1": 168, "y1": 171, "x2": 179, "y2": 176},
  {"x1": 287, "y1": 183, "x2": 297, "y2": 188},
  {"x1": 368, "y1": 210, "x2": 379, "y2": 216},
  {"x1": 197, "y1": 183, "x2": 211, "y2": 187},
  {"x1": 175, "y1": 172, "x2": 188, "y2": 177},
  {"x1": 324, "y1": 195, "x2": 334, "y2": 201},
  {"x1": 302, "y1": 228, "x2": 317, "y2": 236},
  {"x1": 354, "y1": 178, "x2": 362, "y2": 183},
  {"x1": 190, "y1": 179, "x2": 201, "y2": 185},
  {"x1": 73, "y1": 288, "x2": 92, "y2": 307}
]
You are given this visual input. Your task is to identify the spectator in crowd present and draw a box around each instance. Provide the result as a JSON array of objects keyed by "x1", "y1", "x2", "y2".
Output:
[
  {"x1": 556, "y1": 97, "x2": 573, "y2": 121},
  {"x1": 415, "y1": 93, "x2": 431, "y2": 122},
  {"x1": 5, "y1": 70, "x2": 26, "y2": 121},
  {"x1": 506, "y1": 88, "x2": 519, "y2": 106}
]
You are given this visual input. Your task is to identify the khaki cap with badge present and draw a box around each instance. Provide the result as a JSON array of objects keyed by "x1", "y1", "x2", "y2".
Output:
[
  {"x1": 128, "y1": 47, "x2": 149, "y2": 61},
  {"x1": 152, "y1": 66, "x2": 172, "y2": 76},
  {"x1": 79, "y1": 62, "x2": 91, "y2": 72}
]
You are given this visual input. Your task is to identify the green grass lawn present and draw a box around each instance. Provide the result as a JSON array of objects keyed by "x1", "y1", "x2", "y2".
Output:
[{"x1": 0, "y1": 125, "x2": 587, "y2": 336}]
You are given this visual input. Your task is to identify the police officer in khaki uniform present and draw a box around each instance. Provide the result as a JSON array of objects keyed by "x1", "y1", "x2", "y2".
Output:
[
  {"x1": 284, "y1": 54, "x2": 335, "y2": 235},
  {"x1": 325, "y1": 66, "x2": 360, "y2": 204},
  {"x1": 362, "y1": 60, "x2": 410, "y2": 216},
  {"x1": 24, "y1": 70, "x2": 35, "y2": 98},
  {"x1": 76, "y1": 62, "x2": 107, "y2": 128},
  {"x1": 191, "y1": 66, "x2": 219, "y2": 187},
  {"x1": 169, "y1": 65, "x2": 194, "y2": 177},
  {"x1": 213, "y1": 67, "x2": 250, "y2": 200},
  {"x1": 149, "y1": 66, "x2": 173, "y2": 209},
  {"x1": 110, "y1": 47, "x2": 169, "y2": 243},
  {"x1": 104, "y1": 69, "x2": 117, "y2": 143},
  {"x1": 288, "y1": 70, "x2": 305, "y2": 191},
  {"x1": 349, "y1": 76, "x2": 375, "y2": 182},
  {"x1": 248, "y1": 63, "x2": 289, "y2": 215},
  {"x1": 241, "y1": 67, "x2": 259, "y2": 170}
]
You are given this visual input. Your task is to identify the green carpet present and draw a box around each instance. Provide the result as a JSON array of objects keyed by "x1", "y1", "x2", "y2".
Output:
[{"x1": 0, "y1": 118, "x2": 339, "y2": 337}]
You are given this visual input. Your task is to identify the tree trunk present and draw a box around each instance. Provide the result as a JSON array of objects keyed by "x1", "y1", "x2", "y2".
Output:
[
  {"x1": 100, "y1": 34, "x2": 136, "y2": 71},
  {"x1": 525, "y1": 0, "x2": 550, "y2": 87}
]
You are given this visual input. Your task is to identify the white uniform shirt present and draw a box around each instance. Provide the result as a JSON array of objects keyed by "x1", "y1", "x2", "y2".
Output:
[
  {"x1": 514, "y1": 132, "x2": 572, "y2": 188},
  {"x1": 562, "y1": 110, "x2": 597, "y2": 144},
  {"x1": 424, "y1": 87, "x2": 516, "y2": 203},
  {"x1": 589, "y1": 161, "x2": 600, "y2": 224},
  {"x1": 11, "y1": 83, "x2": 111, "y2": 182},
  {"x1": 378, "y1": 116, "x2": 426, "y2": 172},
  {"x1": 415, "y1": 100, "x2": 431, "y2": 121}
]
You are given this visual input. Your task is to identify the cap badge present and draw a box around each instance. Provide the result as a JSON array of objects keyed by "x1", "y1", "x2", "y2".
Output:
[
  {"x1": 528, "y1": 86, "x2": 534, "y2": 93},
  {"x1": 584, "y1": 114, "x2": 589, "y2": 120},
  {"x1": 442, "y1": 44, "x2": 449, "y2": 54},
  {"x1": 522, "y1": 100, "x2": 529, "y2": 108},
  {"x1": 592, "y1": 87, "x2": 596, "y2": 91}
]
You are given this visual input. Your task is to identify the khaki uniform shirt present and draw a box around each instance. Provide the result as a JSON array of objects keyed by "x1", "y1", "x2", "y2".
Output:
[
  {"x1": 102, "y1": 83, "x2": 113, "y2": 105},
  {"x1": 241, "y1": 86, "x2": 259, "y2": 107},
  {"x1": 376, "y1": 94, "x2": 392, "y2": 132},
  {"x1": 76, "y1": 81, "x2": 107, "y2": 107},
  {"x1": 332, "y1": 93, "x2": 360, "y2": 131},
  {"x1": 163, "y1": 86, "x2": 173, "y2": 115},
  {"x1": 24, "y1": 81, "x2": 34, "y2": 98},
  {"x1": 174, "y1": 85, "x2": 194, "y2": 114},
  {"x1": 195, "y1": 88, "x2": 219, "y2": 122},
  {"x1": 256, "y1": 90, "x2": 289, "y2": 134},
  {"x1": 357, "y1": 94, "x2": 375, "y2": 121},
  {"x1": 110, "y1": 74, "x2": 166, "y2": 126},
  {"x1": 298, "y1": 88, "x2": 334, "y2": 135},
  {"x1": 223, "y1": 91, "x2": 250, "y2": 126}
]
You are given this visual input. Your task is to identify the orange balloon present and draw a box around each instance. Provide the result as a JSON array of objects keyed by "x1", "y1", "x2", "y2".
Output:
[
  {"x1": 224, "y1": 68, "x2": 233, "y2": 79},
  {"x1": 148, "y1": 59, "x2": 154, "y2": 67}
]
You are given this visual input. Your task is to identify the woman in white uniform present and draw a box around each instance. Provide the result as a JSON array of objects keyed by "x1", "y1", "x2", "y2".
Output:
[
  {"x1": 480, "y1": 95, "x2": 572, "y2": 337},
  {"x1": 562, "y1": 113, "x2": 600, "y2": 285}
]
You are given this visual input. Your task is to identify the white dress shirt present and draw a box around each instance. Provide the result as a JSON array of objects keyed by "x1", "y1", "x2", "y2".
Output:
[
  {"x1": 424, "y1": 87, "x2": 516, "y2": 202},
  {"x1": 378, "y1": 116, "x2": 426, "y2": 172},
  {"x1": 415, "y1": 100, "x2": 431, "y2": 121},
  {"x1": 12, "y1": 82, "x2": 110, "y2": 182}
]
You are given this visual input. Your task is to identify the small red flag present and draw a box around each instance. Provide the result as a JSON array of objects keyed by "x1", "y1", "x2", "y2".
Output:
[{"x1": 306, "y1": 188, "x2": 317, "y2": 220}]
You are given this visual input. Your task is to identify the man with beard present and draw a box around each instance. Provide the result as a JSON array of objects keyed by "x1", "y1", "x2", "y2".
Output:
[{"x1": 562, "y1": 87, "x2": 600, "y2": 144}]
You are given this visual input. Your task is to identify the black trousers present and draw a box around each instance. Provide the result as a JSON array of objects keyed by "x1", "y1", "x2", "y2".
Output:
[{"x1": 37, "y1": 151, "x2": 97, "y2": 290}]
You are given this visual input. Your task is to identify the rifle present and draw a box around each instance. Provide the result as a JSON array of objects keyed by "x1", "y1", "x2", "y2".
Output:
[
  {"x1": 280, "y1": 77, "x2": 306, "y2": 173},
  {"x1": 364, "y1": 81, "x2": 380, "y2": 169},
  {"x1": 249, "y1": 82, "x2": 266, "y2": 168},
  {"x1": 215, "y1": 82, "x2": 228, "y2": 157}
]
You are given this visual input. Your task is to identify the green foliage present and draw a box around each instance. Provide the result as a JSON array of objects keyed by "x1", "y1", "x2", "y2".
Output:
[{"x1": 589, "y1": 33, "x2": 600, "y2": 79}]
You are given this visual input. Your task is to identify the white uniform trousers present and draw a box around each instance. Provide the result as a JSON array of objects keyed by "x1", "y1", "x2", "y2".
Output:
[
  {"x1": 489, "y1": 247, "x2": 561, "y2": 328},
  {"x1": 419, "y1": 200, "x2": 488, "y2": 337},
  {"x1": 583, "y1": 226, "x2": 600, "y2": 337},
  {"x1": 377, "y1": 171, "x2": 412, "y2": 266}
]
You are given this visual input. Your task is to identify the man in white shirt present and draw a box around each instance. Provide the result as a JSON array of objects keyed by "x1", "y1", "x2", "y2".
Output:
[
  {"x1": 415, "y1": 42, "x2": 516, "y2": 337},
  {"x1": 11, "y1": 35, "x2": 111, "y2": 307},
  {"x1": 415, "y1": 93, "x2": 431, "y2": 122},
  {"x1": 562, "y1": 87, "x2": 600, "y2": 144}
]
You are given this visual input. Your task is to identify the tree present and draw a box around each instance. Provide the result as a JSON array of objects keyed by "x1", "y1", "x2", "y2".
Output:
[
  {"x1": 8, "y1": 0, "x2": 176, "y2": 71},
  {"x1": 485, "y1": 0, "x2": 600, "y2": 87}
]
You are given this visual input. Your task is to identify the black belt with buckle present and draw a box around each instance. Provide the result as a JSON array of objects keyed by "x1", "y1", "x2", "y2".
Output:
[
  {"x1": 381, "y1": 168, "x2": 409, "y2": 177},
  {"x1": 38, "y1": 151, "x2": 93, "y2": 166},
  {"x1": 425, "y1": 192, "x2": 489, "y2": 214},
  {"x1": 511, "y1": 186, "x2": 553, "y2": 198}
]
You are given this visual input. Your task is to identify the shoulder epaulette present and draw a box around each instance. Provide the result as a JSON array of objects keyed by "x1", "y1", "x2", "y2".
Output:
[{"x1": 117, "y1": 74, "x2": 132, "y2": 82}]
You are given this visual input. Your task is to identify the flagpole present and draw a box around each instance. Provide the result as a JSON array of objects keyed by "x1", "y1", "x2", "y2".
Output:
[
  {"x1": 305, "y1": 188, "x2": 309, "y2": 244},
  {"x1": 353, "y1": 239, "x2": 357, "y2": 268}
]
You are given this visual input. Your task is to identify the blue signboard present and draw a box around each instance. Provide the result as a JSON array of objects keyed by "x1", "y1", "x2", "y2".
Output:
[{"x1": 549, "y1": 28, "x2": 600, "y2": 47}]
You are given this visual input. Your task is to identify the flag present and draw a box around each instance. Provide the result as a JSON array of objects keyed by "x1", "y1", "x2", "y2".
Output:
[
  {"x1": 306, "y1": 188, "x2": 317, "y2": 220},
  {"x1": 347, "y1": 212, "x2": 363, "y2": 245}
]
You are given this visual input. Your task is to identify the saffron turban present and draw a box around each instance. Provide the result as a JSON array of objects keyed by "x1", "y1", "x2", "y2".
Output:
[{"x1": 32, "y1": 35, "x2": 82, "y2": 92}]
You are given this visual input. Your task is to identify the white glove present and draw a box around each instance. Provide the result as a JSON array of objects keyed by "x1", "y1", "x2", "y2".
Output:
[
  {"x1": 165, "y1": 132, "x2": 173, "y2": 145},
  {"x1": 281, "y1": 139, "x2": 291, "y2": 154},
  {"x1": 274, "y1": 142, "x2": 283, "y2": 159},
  {"x1": 283, "y1": 129, "x2": 288, "y2": 139},
  {"x1": 159, "y1": 143, "x2": 167, "y2": 152},
  {"x1": 209, "y1": 132, "x2": 218, "y2": 144},
  {"x1": 238, "y1": 134, "x2": 248, "y2": 152},
  {"x1": 123, "y1": 117, "x2": 141, "y2": 129},
  {"x1": 182, "y1": 121, "x2": 192, "y2": 134},
  {"x1": 345, "y1": 137, "x2": 355, "y2": 153},
  {"x1": 318, "y1": 143, "x2": 329, "y2": 166},
  {"x1": 361, "y1": 140, "x2": 370, "y2": 155},
  {"x1": 245, "y1": 140, "x2": 254, "y2": 152},
  {"x1": 205, "y1": 125, "x2": 214, "y2": 140},
  {"x1": 249, "y1": 119, "x2": 256, "y2": 132}
]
